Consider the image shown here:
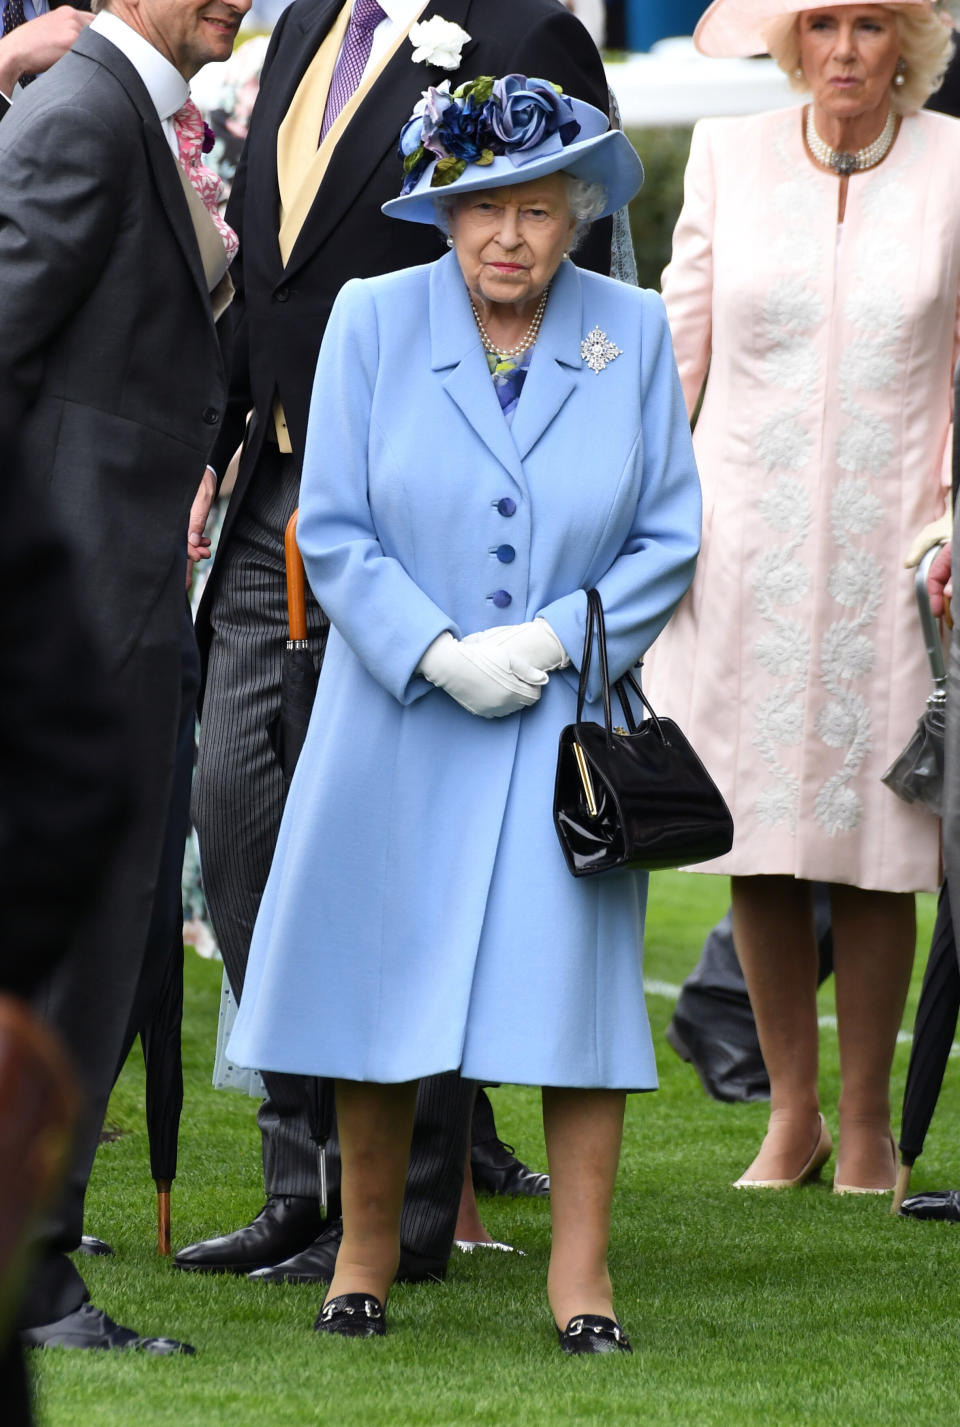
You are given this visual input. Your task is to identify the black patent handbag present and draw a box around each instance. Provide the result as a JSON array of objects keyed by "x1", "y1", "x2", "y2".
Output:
[{"x1": 553, "y1": 589, "x2": 734, "y2": 877}]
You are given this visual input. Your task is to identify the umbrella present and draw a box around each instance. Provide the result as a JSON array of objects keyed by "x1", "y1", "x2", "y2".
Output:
[
  {"x1": 140, "y1": 930, "x2": 184, "y2": 1253},
  {"x1": 267, "y1": 509, "x2": 327, "y2": 781},
  {"x1": 882, "y1": 547, "x2": 948, "y2": 814},
  {"x1": 113, "y1": 923, "x2": 186, "y2": 1255},
  {"x1": 893, "y1": 882, "x2": 960, "y2": 1210},
  {"x1": 113, "y1": 619, "x2": 199, "y2": 1254},
  {"x1": 269, "y1": 511, "x2": 335, "y2": 1200}
]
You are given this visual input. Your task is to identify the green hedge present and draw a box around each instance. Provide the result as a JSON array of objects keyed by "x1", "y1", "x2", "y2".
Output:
[{"x1": 625, "y1": 126, "x2": 693, "y2": 290}]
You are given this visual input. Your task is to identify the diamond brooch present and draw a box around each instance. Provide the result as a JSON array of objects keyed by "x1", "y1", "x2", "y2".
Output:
[{"x1": 581, "y1": 326, "x2": 622, "y2": 374}]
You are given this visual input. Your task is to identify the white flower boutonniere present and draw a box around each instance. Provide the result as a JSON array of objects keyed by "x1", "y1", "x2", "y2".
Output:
[{"x1": 409, "y1": 16, "x2": 471, "y2": 71}]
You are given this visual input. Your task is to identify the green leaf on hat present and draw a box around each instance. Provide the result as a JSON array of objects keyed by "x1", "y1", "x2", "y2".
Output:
[
  {"x1": 430, "y1": 157, "x2": 467, "y2": 187},
  {"x1": 476, "y1": 149, "x2": 494, "y2": 166},
  {"x1": 454, "y1": 75, "x2": 494, "y2": 102},
  {"x1": 403, "y1": 144, "x2": 426, "y2": 175}
]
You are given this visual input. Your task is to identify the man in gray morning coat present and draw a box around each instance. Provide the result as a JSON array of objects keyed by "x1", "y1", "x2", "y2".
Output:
[{"x1": 0, "y1": 0, "x2": 247, "y2": 1352}]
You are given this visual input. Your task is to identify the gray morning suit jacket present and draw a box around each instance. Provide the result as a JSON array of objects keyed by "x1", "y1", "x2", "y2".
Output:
[
  {"x1": 0, "y1": 28, "x2": 226, "y2": 1323},
  {"x1": 0, "y1": 27, "x2": 226, "y2": 668}
]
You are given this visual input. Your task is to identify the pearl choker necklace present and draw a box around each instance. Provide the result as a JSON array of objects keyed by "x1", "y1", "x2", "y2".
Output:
[
  {"x1": 471, "y1": 286, "x2": 550, "y2": 359},
  {"x1": 805, "y1": 106, "x2": 897, "y2": 176}
]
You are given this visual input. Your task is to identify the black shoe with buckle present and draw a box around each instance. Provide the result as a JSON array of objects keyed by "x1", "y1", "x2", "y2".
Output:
[
  {"x1": 314, "y1": 1293, "x2": 386, "y2": 1338},
  {"x1": 471, "y1": 1139, "x2": 550, "y2": 1198},
  {"x1": 556, "y1": 1314, "x2": 632, "y2": 1356}
]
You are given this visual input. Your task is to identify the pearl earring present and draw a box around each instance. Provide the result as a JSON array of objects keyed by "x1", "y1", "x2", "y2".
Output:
[
  {"x1": 445, "y1": 235, "x2": 454, "y2": 248},
  {"x1": 562, "y1": 250, "x2": 570, "y2": 261},
  {"x1": 894, "y1": 58, "x2": 906, "y2": 87},
  {"x1": 794, "y1": 66, "x2": 803, "y2": 79}
]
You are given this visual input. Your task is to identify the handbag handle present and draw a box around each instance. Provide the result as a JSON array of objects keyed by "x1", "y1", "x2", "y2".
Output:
[{"x1": 577, "y1": 589, "x2": 669, "y2": 748}]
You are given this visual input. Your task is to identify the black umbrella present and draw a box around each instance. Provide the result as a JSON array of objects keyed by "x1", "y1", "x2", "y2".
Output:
[
  {"x1": 268, "y1": 509, "x2": 327, "y2": 781},
  {"x1": 268, "y1": 511, "x2": 336, "y2": 1197},
  {"x1": 894, "y1": 882, "x2": 960, "y2": 1210},
  {"x1": 140, "y1": 929, "x2": 184, "y2": 1254},
  {"x1": 113, "y1": 618, "x2": 198, "y2": 1254},
  {"x1": 114, "y1": 923, "x2": 186, "y2": 1255}
]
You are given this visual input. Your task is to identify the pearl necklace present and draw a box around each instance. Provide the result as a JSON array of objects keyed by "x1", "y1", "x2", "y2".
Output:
[
  {"x1": 805, "y1": 106, "x2": 897, "y2": 176},
  {"x1": 471, "y1": 286, "x2": 550, "y2": 359}
]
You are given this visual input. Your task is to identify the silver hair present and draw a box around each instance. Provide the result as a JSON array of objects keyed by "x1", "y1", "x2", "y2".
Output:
[{"x1": 434, "y1": 171, "x2": 607, "y2": 253}]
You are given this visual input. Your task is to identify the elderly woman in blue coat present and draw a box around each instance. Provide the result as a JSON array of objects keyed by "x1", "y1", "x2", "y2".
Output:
[{"x1": 229, "y1": 76, "x2": 701, "y2": 1354}]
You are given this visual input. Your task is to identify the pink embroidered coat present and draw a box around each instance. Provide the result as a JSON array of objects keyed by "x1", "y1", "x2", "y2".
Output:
[{"x1": 646, "y1": 106, "x2": 960, "y2": 892}]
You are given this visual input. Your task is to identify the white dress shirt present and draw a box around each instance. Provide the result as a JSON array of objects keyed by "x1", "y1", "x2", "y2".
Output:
[
  {"x1": 90, "y1": 10, "x2": 188, "y2": 158},
  {"x1": 363, "y1": 0, "x2": 427, "y2": 82}
]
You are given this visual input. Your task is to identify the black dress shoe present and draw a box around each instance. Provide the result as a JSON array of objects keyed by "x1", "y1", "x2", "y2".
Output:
[
  {"x1": 248, "y1": 1219, "x2": 446, "y2": 1285},
  {"x1": 174, "y1": 1195, "x2": 323, "y2": 1274},
  {"x1": 556, "y1": 1314, "x2": 632, "y2": 1356},
  {"x1": 21, "y1": 1302, "x2": 194, "y2": 1355},
  {"x1": 471, "y1": 1139, "x2": 550, "y2": 1198},
  {"x1": 314, "y1": 1293, "x2": 386, "y2": 1338},
  {"x1": 899, "y1": 1189, "x2": 960, "y2": 1221},
  {"x1": 78, "y1": 1235, "x2": 114, "y2": 1256}
]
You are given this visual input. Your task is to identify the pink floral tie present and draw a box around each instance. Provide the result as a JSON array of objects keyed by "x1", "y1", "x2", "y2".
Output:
[
  {"x1": 319, "y1": 0, "x2": 385, "y2": 142},
  {"x1": 172, "y1": 99, "x2": 239, "y2": 266}
]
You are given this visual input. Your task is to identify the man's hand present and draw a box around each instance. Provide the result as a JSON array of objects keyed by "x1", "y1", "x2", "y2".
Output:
[
  {"x1": 186, "y1": 466, "x2": 217, "y2": 583},
  {"x1": 0, "y1": 9, "x2": 92, "y2": 96},
  {"x1": 927, "y1": 541, "x2": 953, "y2": 625}
]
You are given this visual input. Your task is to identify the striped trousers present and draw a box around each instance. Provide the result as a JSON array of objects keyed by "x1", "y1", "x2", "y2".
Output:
[{"x1": 194, "y1": 446, "x2": 473, "y2": 1260}]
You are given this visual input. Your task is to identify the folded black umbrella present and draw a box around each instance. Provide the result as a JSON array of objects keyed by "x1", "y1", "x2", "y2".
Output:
[
  {"x1": 267, "y1": 510, "x2": 326, "y2": 780},
  {"x1": 141, "y1": 931, "x2": 184, "y2": 1253},
  {"x1": 883, "y1": 548, "x2": 948, "y2": 814},
  {"x1": 894, "y1": 882, "x2": 960, "y2": 1210}
]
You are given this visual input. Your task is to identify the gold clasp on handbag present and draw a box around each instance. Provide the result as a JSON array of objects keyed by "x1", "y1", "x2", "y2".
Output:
[{"x1": 573, "y1": 741, "x2": 598, "y2": 818}]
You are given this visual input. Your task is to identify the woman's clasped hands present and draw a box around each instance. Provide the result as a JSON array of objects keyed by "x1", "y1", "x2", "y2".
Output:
[{"x1": 418, "y1": 617, "x2": 568, "y2": 718}]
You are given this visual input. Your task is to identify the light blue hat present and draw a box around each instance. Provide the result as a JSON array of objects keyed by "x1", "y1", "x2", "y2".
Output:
[{"x1": 382, "y1": 74, "x2": 644, "y2": 226}]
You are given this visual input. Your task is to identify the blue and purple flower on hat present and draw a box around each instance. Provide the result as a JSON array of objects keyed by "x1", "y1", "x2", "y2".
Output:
[{"x1": 398, "y1": 74, "x2": 581, "y2": 194}]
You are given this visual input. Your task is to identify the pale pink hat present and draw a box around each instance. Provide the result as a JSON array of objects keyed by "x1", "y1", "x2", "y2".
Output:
[{"x1": 694, "y1": 0, "x2": 933, "y2": 58}]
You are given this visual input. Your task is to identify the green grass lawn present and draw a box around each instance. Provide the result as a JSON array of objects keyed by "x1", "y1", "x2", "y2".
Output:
[{"x1": 30, "y1": 873, "x2": 960, "y2": 1427}]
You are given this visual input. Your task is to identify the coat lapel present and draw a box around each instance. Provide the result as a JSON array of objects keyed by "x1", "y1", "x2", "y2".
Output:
[
  {"x1": 283, "y1": 0, "x2": 474, "y2": 278},
  {"x1": 244, "y1": 0, "x2": 343, "y2": 276},
  {"x1": 273, "y1": 0, "x2": 345, "y2": 129},
  {"x1": 509, "y1": 258, "x2": 582, "y2": 463},
  {"x1": 72, "y1": 30, "x2": 213, "y2": 316},
  {"x1": 430, "y1": 253, "x2": 526, "y2": 493}
]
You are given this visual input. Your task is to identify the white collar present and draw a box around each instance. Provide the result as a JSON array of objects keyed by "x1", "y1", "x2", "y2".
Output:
[
  {"x1": 90, "y1": 10, "x2": 189, "y2": 122},
  {"x1": 376, "y1": 0, "x2": 427, "y2": 27}
]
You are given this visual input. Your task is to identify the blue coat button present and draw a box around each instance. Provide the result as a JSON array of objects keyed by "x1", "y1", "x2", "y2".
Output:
[
  {"x1": 496, "y1": 497, "x2": 517, "y2": 517},
  {"x1": 491, "y1": 590, "x2": 512, "y2": 609},
  {"x1": 495, "y1": 545, "x2": 516, "y2": 563}
]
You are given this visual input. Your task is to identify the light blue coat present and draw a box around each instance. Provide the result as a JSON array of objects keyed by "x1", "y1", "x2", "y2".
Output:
[{"x1": 229, "y1": 252, "x2": 701, "y2": 1089}]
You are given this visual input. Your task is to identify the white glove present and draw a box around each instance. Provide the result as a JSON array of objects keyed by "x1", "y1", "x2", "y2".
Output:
[
  {"x1": 905, "y1": 509, "x2": 952, "y2": 568},
  {"x1": 462, "y1": 617, "x2": 569, "y2": 675},
  {"x1": 417, "y1": 632, "x2": 546, "y2": 718}
]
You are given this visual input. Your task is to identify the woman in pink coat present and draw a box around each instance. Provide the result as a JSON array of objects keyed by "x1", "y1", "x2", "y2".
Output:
[{"x1": 648, "y1": 0, "x2": 959, "y2": 1192}]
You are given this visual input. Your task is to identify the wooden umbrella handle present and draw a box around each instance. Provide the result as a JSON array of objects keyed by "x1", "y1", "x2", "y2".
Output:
[
  {"x1": 156, "y1": 1180, "x2": 171, "y2": 1255},
  {"x1": 284, "y1": 509, "x2": 308, "y2": 643}
]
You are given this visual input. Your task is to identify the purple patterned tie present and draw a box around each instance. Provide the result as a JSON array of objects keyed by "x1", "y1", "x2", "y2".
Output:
[
  {"x1": 2, "y1": 0, "x2": 37, "y2": 85},
  {"x1": 319, "y1": 0, "x2": 385, "y2": 143}
]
